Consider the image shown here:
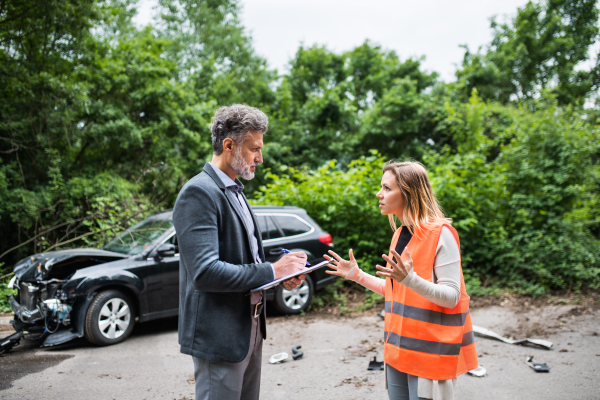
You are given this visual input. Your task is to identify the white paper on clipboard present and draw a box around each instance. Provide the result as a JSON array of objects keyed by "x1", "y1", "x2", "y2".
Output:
[{"x1": 250, "y1": 259, "x2": 332, "y2": 293}]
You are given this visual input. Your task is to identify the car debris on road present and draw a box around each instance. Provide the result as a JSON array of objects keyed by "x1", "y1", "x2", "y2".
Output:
[
  {"x1": 367, "y1": 356, "x2": 384, "y2": 371},
  {"x1": 472, "y1": 325, "x2": 553, "y2": 350},
  {"x1": 467, "y1": 366, "x2": 487, "y2": 377},
  {"x1": 292, "y1": 345, "x2": 303, "y2": 360},
  {"x1": 526, "y1": 356, "x2": 550, "y2": 372},
  {"x1": 0, "y1": 330, "x2": 24, "y2": 355},
  {"x1": 269, "y1": 352, "x2": 289, "y2": 364}
]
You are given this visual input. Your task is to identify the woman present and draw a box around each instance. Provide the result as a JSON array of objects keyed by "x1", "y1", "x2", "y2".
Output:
[{"x1": 324, "y1": 161, "x2": 478, "y2": 400}]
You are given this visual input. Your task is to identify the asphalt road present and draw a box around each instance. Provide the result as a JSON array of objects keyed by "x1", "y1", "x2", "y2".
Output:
[{"x1": 1, "y1": 302, "x2": 599, "y2": 400}]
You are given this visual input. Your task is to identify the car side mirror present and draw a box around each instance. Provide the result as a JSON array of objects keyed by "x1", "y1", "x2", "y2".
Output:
[{"x1": 156, "y1": 243, "x2": 176, "y2": 258}]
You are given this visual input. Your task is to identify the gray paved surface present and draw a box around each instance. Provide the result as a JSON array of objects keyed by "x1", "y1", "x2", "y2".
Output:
[{"x1": 1, "y1": 304, "x2": 599, "y2": 399}]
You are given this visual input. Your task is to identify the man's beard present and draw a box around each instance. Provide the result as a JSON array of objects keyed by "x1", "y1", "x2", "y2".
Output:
[{"x1": 231, "y1": 147, "x2": 257, "y2": 180}]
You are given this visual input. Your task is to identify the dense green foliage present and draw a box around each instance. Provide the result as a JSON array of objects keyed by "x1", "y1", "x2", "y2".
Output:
[
  {"x1": 253, "y1": 152, "x2": 390, "y2": 273},
  {"x1": 0, "y1": 262, "x2": 14, "y2": 312},
  {"x1": 260, "y1": 42, "x2": 438, "y2": 173},
  {"x1": 1, "y1": 0, "x2": 599, "y2": 297},
  {"x1": 0, "y1": 0, "x2": 266, "y2": 263},
  {"x1": 253, "y1": 95, "x2": 600, "y2": 294},
  {"x1": 455, "y1": 0, "x2": 600, "y2": 104},
  {"x1": 426, "y1": 95, "x2": 600, "y2": 294}
]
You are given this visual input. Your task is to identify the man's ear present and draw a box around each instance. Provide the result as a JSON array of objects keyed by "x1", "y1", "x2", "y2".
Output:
[{"x1": 222, "y1": 137, "x2": 235, "y2": 153}]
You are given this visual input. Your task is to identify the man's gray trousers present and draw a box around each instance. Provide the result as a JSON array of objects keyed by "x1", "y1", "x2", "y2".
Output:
[{"x1": 192, "y1": 314, "x2": 262, "y2": 400}]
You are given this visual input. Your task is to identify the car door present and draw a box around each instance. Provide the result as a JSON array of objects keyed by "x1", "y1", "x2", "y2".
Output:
[{"x1": 144, "y1": 233, "x2": 180, "y2": 319}]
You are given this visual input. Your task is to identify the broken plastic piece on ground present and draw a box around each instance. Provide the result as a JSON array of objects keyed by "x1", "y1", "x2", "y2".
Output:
[
  {"x1": 379, "y1": 309, "x2": 385, "y2": 319},
  {"x1": 292, "y1": 345, "x2": 303, "y2": 360},
  {"x1": 367, "y1": 356, "x2": 384, "y2": 371},
  {"x1": 0, "y1": 331, "x2": 24, "y2": 355},
  {"x1": 269, "y1": 352, "x2": 289, "y2": 364},
  {"x1": 472, "y1": 325, "x2": 553, "y2": 350},
  {"x1": 42, "y1": 328, "x2": 81, "y2": 347},
  {"x1": 467, "y1": 366, "x2": 487, "y2": 377},
  {"x1": 526, "y1": 356, "x2": 550, "y2": 372}
]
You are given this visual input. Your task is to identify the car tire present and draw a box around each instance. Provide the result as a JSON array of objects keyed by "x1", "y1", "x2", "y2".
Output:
[
  {"x1": 84, "y1": 289, "x2": 136, "y2": 346},
  {"x1": 273, "y1": 274, "x2": 314, "y2": 314}
]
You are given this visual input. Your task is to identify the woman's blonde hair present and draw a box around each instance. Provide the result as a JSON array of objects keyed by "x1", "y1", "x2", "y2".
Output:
[{"x1": 382, "y1": 160, "x2": 451, "y2": 235}]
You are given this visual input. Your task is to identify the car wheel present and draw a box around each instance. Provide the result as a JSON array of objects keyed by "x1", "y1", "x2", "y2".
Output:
[
  {"x1": 273, "y1": 274, "x2": 314, "y2": 314},
  {"x1": 84, "y1": 289, "x2": 135, "y2": 346}
]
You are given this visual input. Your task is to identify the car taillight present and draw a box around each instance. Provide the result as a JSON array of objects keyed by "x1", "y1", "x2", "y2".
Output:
[{"x1": 319, "y1": 233, "x2": 333, "y2": 246}]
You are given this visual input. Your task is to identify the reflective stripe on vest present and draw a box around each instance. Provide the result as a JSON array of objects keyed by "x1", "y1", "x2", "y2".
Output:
[
  {"x1": 384, "y1": 330, "x2": 475, "y2": 356},
  {"x1": 383, "y1": 223, "x2": 479, "y2": 380},
  {"x1": 384, "y1": 300, "x2": 469, "y2": 327}
]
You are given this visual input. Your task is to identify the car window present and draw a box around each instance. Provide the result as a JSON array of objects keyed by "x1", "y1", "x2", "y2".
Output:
[
  {"x1": 266, "y1": 216, "x2": 284, "y2": 239},
  {"x1": 273, "y1": 215, "x2": 312, "y2": 237},
  {"x1": 103, "y1": 218, "x2": 173, "y2": 255},
  {"x1": 256, "y1": 215, "x2": 269, "y2": 241},
  {"x1": 166, "y1": 234, "x2": 179, "y2": 254},
  {"x1": 256, "y1": 215, "x2": 284, "y2": 240}
]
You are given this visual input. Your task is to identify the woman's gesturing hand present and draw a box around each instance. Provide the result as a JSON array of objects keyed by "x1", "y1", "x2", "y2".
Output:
[
  {"x1": 376, "y1": 248, "x2": 413, "y2": 282},
  {"x1": 324, "y1": 249, "x2": 358, "y2": 279}
]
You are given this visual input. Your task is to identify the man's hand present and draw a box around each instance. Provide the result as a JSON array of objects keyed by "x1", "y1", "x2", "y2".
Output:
[
  {"x1": 281, "y1": 274, "x2": 306, "y2": 290},
  {"x1": 272, "y1": 251, "x2": 307, "y2": 278},
  {"x1": 273, "y1": 251, "x2": 307, "y2": 290}
]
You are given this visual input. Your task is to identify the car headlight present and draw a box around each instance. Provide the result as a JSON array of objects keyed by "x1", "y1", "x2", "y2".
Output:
[{"x1": 7, "y1": 275, "x2": 16, "y2": 290}]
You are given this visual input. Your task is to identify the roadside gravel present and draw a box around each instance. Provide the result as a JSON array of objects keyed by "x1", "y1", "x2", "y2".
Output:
[{"x1": 1, "y1": 300, "x2": 599, "y2": 400}]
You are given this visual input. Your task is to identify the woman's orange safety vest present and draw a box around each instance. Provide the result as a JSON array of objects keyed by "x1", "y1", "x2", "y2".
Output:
[{"x1": 383, "y1": 223, "x2": 478, "y2": 380}]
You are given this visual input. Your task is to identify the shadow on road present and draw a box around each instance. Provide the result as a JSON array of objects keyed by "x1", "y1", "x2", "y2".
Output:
[
  {"x1": 0, "y1": 316, "x2": 181, "y2": 391},
  {"x1": 1, "y1": 310, "x2": 291, "y2": 392},
  {"x1": 0, "y1": 346, "x2": 74, "y2": 391},
  {"x1": 131, "y1": 316, "x2": 179, "y2": 337},
  {"x1": 33, "y1": 316, "x2": 181, "y2": 354}
]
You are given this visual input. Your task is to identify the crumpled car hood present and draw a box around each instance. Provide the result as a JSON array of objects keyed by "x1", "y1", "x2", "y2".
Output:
[{"x1": 13, "y1": 248, "x2": 129, "y2": 281}]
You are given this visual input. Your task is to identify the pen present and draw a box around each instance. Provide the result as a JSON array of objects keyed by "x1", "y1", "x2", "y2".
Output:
[{"x1": 280, "y1": 248, "x2": 311, "y2": 266}]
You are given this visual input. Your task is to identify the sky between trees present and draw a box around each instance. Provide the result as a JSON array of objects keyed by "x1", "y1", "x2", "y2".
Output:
[{"x1": 134, "y1": 0, "x2": 545, "y2": 82}]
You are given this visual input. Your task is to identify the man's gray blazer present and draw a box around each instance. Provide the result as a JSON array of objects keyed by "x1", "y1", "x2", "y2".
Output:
[{"x1": 173, "y1": 162, "x2": 273, "y2": 363}]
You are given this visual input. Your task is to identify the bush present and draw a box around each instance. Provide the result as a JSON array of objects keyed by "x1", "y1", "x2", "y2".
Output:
[
  {"x1": 427, "y1": 98, "x2": 600, "y2": 295},
  {"x1": 0, "y1": 263, "x2": 15, "y2": 313},
  {"x1": 0, "y1": 172, "x2": 159, "y2": 267},
  {"x1": 254, "y1": 96, "x2": 600, "y2": 297},
  {"x1": 252, "y1": 151, "x2": 393, "y2": 274}
]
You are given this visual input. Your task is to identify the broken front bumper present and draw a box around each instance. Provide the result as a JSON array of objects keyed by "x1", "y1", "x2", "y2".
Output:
[{"x1": 9, "y1": 294, "x2": 43, "y2": 324}]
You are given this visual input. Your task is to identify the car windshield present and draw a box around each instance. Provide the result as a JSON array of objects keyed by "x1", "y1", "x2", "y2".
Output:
[{"x1": 103, "y1": 217, "x2": 173, "y2": 255}]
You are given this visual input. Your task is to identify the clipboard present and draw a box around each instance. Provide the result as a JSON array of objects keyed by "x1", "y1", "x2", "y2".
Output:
[{"x1": 250, "y1": 259, "x2": 333, "y2": 293}]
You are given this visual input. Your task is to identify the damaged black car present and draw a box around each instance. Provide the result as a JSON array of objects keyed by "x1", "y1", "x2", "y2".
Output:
[{"x1": 2, "y1": 207, "x2": 335, "y2": 354}]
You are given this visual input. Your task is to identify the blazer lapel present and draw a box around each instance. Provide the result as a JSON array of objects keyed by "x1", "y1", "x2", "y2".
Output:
[
  {"x1": 203, "y1": 163, "x2": 254, "y2": 254},
  {"x1": 240, "y1": 192, "x2": 266, "y2": 262},
  {"x1": 225, "y1": 189, "x2": 253, "y2": 241}
]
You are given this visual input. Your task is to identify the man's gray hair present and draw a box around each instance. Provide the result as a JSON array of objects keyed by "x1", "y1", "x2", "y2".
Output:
[{"x1": 210, "y1": 104, "x2": 268, "y2": 155}]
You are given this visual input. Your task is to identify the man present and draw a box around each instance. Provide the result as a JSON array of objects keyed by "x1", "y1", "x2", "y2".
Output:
[{"x1": 173, "y1": 104, "x2": 307, "y2": 400}]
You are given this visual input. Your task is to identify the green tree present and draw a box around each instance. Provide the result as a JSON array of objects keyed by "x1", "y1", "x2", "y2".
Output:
[
  {"x1": 456, "y1": 0, "x2": 600, "y2": 105},
  {"x1": 262, "y1": 45, "x2": 359, "y2": 175},
  {"x1": 346, "y1": 41, "x2": 437, "y2": 110},
  {"x1": 358, "y1": 78, "x2": 426, "y2": 158},
  {"x1": 263, "y1": 41, "x2": 439, "y2": 176},
  {"x1": 0, "y1": 0, "x2": 269, "y2": 267},
  {"x1": 157, "y1": 0, "x2": 276, "y2": 106},
  {"x1": 0, "y1": 0, "x2": 147, "y2": 265}
]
